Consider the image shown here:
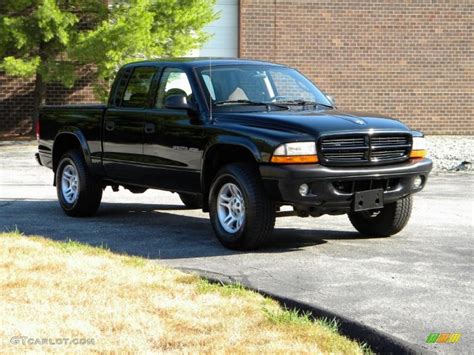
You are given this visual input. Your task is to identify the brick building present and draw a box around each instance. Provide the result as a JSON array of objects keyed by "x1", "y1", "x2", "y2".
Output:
[{"x1": 1, "y1": 0, "x2": 472, "y2": 135}]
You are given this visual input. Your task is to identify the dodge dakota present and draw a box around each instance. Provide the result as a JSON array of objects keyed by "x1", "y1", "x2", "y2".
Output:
[{"x1": 36, "y1": 58, "x2": 432, "y2": 250}]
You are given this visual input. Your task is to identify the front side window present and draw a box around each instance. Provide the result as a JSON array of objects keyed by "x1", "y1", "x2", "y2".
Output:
[
  {"x1": 121, "y1": 67, "x2": 156, "y2": 108},
  {"x1": 197, "y1": 64, "x2": 332, "y2": 112},
  {"x1": 155, "y1": 68, "x2": 193, "y2": 109}
]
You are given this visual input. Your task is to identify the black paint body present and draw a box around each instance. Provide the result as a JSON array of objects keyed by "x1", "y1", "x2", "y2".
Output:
[{"x1": 37, "y1": 58, "x2": 432, "y2": 213}]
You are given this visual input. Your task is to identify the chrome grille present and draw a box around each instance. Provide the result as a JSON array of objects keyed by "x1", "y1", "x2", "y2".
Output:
[
  {"x1": 371, "y1": 149, "x2": 406, "y2": 161},
  {"x1": 324, "y1": 152, "x2": 366, "y2": 161},
  {"x1": 319, "y1": 134, "x2": 412, "y2": 166},
  {"x1": 371, "y1": 136, "x2": 409, "y2": 146},
  {"x1": 321, "y1": 137, "x2": 366, "y2": 149}
]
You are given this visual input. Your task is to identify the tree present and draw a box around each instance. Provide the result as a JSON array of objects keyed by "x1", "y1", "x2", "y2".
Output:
[{"x1": 0, "y1": 0, "x2": 217, "y2": 130}]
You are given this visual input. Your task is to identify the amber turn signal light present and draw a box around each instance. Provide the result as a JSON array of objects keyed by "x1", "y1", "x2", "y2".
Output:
[
  {"x1": 270, "y1": 155, "x2": 319, "y2": 164},
  {"x1": 409, "y1": 150, "x2": 427, "y2": 159}
]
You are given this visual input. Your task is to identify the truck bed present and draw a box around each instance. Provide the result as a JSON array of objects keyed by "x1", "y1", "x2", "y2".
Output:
[{"x1": 38, "y1": 104, "x2": 107, "y2": 169}]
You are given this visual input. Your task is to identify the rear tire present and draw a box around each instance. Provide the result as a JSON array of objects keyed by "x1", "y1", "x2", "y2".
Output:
[
  {"x1": 179, "y1": 193, "x2": 202, "y2": 209},
  {"x1": 209, "y1": 163, "x2": 275, "y2": 250},
  {"x1": 56, "y1": 150, "x2": 102, "y2": 217},
  {"x1": 348, "y1": 195, "x2": 413, "y2": 236}
]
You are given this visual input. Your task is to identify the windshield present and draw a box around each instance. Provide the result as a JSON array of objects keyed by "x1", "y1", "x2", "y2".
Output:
[{"x1": 196, "y1": 64, "x2": 333, "y2": 112}]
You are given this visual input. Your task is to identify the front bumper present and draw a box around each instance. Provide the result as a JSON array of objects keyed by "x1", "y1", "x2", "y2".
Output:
[{"x1": 260, "y1": 158, "x2": 432, "y2": 214}]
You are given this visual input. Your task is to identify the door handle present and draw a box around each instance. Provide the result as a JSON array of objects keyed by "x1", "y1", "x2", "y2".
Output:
[
  {"x1": 105, "y1": 121, "x2": 115, "y2": 131},
  {"x1": 144, "y1": 122, "x2": 155, "y2": 134}
]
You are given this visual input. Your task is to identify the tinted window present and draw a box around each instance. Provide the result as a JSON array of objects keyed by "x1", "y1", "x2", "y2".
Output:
[
  {"x1": 113, "y1": 68, "x2": 132, "y2": 106},
  {"x1": 270, "y1": 70, "x2": 314, "y2": 102},
  {"x1": 155, "y1": 68, "x2": 193, "y2": 109},
  {"x1": 121, "y1": 67, "x2": 156, "y2": 108},
  {"x1": 197, "y1": 65, "x2": 332, "y2": 111}
]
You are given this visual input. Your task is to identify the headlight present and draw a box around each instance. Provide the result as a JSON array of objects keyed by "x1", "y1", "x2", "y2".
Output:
[
  {"x1": 410, "y1": 137, "x2": 428, "y2": 159},
  {"x1": 271, "y1": 142, "x2": 318, "y2": 164}
]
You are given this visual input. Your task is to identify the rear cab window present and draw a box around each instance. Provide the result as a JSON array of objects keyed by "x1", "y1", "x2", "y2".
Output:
[
  {"x1": 119, "y1": 66, "x2": 157, "y2": 108},
  {"x1": 111, "y1": 68, "x2": 131, "y2": 107}
]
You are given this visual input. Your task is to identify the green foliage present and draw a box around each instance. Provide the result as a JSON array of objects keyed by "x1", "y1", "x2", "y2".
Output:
[
  {"x1": 73, "y1": 0, "x2": 217, "y2": 100},
  {"x1": 0, "y1": 0, "x2": 80, "y2": 84},
  {"x1": 263, "y1": 306, "x2": 314, "y2": 327},
  {"x1": 54, "y1": 238, "x2": 111, "y2": 255},
  {"x1": 2, "y1": 56, "x2": 40, "y2": 76},
  {"x1": 314, "y1": 317, "x2": 340, "y2": 333},
  {"x1": 0, "y1": 0, "x2": 217, "y2": 101},
  {"x1": 197, "y1": 279, "x2": 253, "y2": 298},
  {"x1": 35, "y1": 0, "x2": 77, "y2": 44}
]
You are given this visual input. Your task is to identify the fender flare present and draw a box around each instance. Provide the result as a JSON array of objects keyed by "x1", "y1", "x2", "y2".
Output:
[
  {"x1": 52, "y1": 129, "x2": 93, "y2": 173},
  {"x1": 200, "y1": 135, "x2": 262, "y2": 192}
]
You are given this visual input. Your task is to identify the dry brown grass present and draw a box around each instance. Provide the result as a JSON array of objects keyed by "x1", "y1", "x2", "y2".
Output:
[{"x1": 0, "y1": 231, "x2": 368, "y2": 354}]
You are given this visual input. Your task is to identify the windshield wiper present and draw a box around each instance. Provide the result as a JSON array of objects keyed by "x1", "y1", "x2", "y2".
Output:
[
  {"x1": 213, "y1": 99, "x2": 289, "y2": 110},
  {"x1": 276, "y1": 100, "x2": 334, "y2": 109}
]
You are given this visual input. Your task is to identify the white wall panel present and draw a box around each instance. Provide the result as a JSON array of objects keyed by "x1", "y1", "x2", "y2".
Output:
[{"x1": 191, "y1": 0, "x2": 239, "y2": 58}]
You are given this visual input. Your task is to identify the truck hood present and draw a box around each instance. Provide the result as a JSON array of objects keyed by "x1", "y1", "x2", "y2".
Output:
[{"x1": 215, "y1": 109, "x2": 411, "y2": 136}]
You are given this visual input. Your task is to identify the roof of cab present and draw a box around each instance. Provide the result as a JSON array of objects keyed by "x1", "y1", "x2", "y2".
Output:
[{"x1": 121, "y1": 57, "x2": 286, "y2": 69}]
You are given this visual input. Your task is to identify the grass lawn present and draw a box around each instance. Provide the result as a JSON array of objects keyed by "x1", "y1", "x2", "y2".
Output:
[{"x1": 0, "y1": 231, "x2": 369, "y2": 353}]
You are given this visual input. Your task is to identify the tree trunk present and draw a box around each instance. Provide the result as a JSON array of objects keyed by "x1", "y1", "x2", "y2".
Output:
[{"x1": 32, "y1": 72, "x2": 46, "y2": 135}]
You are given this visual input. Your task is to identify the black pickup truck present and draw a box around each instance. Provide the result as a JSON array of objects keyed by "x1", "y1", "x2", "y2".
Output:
[{"x1": 36, "y1": 58, "x2": 432, "y2": 250}]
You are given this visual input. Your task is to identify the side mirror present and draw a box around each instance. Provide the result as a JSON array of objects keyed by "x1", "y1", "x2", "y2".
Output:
[
  {"x1": 165, "y1": 94, "x2": 195, "y2": 111},
  {"x1": 326, "y1": 95, "x2": 336, "y2": 106}
]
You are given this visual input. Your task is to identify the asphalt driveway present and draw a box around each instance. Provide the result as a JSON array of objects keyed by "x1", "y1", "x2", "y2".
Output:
[{"x1": 1, "y1": 141, "x2": 472, "y2": 353}]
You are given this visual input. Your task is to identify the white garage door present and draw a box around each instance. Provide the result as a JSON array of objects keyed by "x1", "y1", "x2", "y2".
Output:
[{"x1": 192, "y1": 0, "x2": 239, "y2": 58}]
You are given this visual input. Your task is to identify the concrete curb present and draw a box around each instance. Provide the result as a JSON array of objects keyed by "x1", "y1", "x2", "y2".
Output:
[{"x1": 181, "y1": 268, "x2": 432, "y2": 355}]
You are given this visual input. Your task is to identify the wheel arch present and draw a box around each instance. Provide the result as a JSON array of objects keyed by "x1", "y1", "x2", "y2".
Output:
[
  {"x1": 201, "y1": 137, "x2": 261, "y2": 211},
  {"x1": 52, "y1": 130, "x2": 93, "y2": 184}
]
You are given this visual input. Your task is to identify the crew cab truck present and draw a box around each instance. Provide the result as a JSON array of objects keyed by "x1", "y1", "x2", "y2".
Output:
[{"x1": 36, "y1": 58, "x2": 432, "y2": 250}]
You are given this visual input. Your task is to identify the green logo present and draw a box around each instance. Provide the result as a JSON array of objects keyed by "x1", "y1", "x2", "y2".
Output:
[{"x1": 426, "y1": 333, "x2": 461, "y2": 344}]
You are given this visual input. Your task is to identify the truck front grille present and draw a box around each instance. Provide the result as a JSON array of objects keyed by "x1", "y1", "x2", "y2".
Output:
[
  {"x1": 319, "y1": 133, "x2": 412, "y2": 166},
  {"x1": 321, "y1": 137, "x2": 366, "y2": 149},
  {"x1": 324, "y1": 151, "x2": 366, "y2": 161}
]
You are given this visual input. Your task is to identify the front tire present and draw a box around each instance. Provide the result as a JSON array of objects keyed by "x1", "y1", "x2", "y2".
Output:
[
  {"x1": 209, "y1": 163, "x2": 275, "y2": 250},
  {"x1": 348, "y1": 195, "x2": 413, "y2": 237},
  {"x1": 56, "y1": 150, "x2": 102, "y2": 217}
]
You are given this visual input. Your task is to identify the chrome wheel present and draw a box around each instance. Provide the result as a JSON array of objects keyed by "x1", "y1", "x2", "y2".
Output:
[
  {"x1": 217, "y1": 182, "x2": 245, "y2": 234},
  {"x1": 61, "y1": 163, "x2": 79, "y2": 204}
]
